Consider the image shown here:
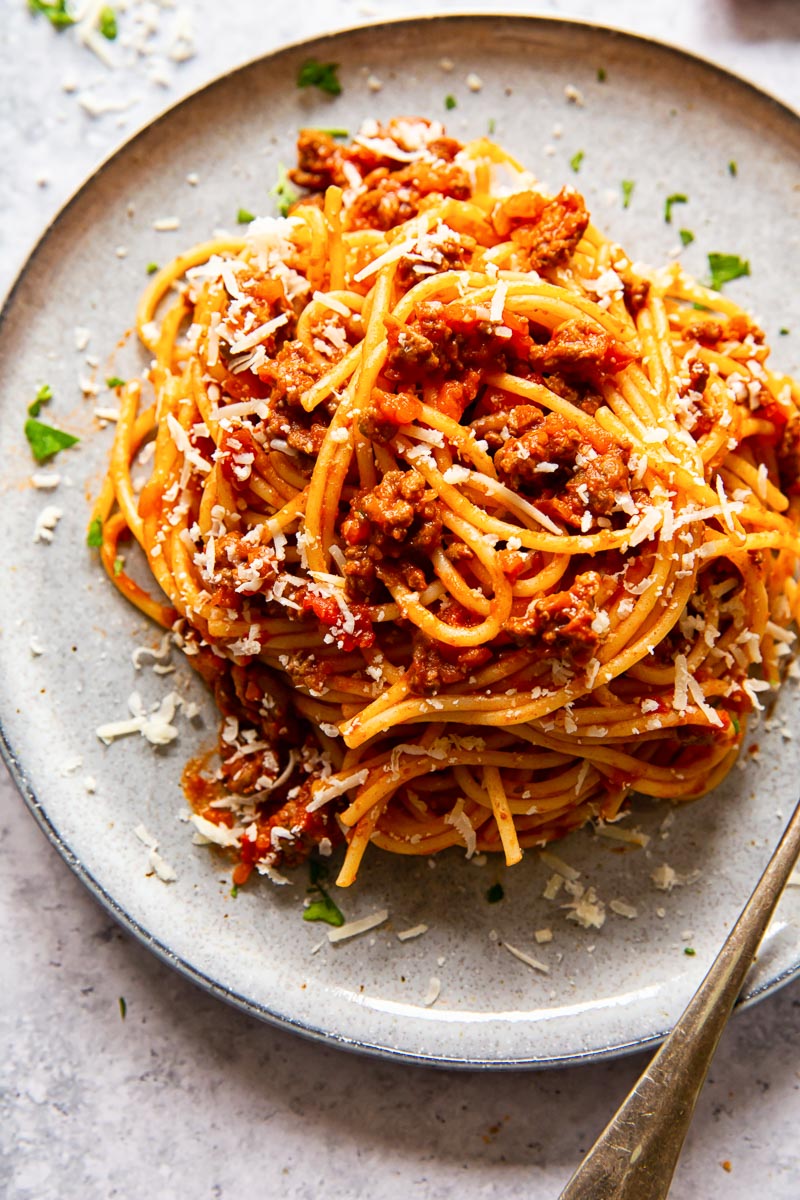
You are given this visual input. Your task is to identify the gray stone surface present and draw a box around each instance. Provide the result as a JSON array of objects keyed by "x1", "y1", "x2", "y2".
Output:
[{"x1": 2, "y1": 2, "x2": 800, "y2": 1197}]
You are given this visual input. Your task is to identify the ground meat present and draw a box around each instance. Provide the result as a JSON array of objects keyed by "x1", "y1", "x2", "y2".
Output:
[
  {"x1": 348, "y1": 160, "x2": 472, "y2": 231},
  {"x1": 778, "y1": 413, "x2": 800, "y2": 495},
  {"x1": 408, "y1": 637, "x2": 492, "y2": 694},
  {"x1": 289, "y1": 129, "x2": 350, "y2": 191},
  {"x1": 261, "y1": 397, "x2": 331, "y2": 460},
  {"x1": 506, "y1": 572, "x2": 604, "y2": 668},
  {"x1": 384, "y1": 303, "x2": 533, "y2": 391},
  {"x1": 471, "y1": 404, "x2": 545, "y2": 449},
  {"x1": 396, "y1": 233, "x2": 473, "y2": 287},
  {"x1": 622, "y1": 275, "x2": 651, "y2": 316},
  {"x1": 683, "y1": 314, "x2": 765, "y2": 347},
  {"x1": 492, "y1": 188, "x2": 590, "y2": 272},
  {"x1": 527, "y1": 320, "x2": 634, "y2": 377},
  {"x1": 494, "y1": 414, "x2": 631, "y2": 528},
  {"x1": 340, "y1": 469, "x2": 442, "y2": 600},
  {"x1": 258, "y1": 339, "x2": 325, "y2": 407},
  {"x1": 237, "y1": 777, "x2": 343, "y2": 873}
]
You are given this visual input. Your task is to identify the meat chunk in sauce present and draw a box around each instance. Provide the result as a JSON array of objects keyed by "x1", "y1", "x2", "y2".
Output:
[
  {"x1": 506, "y1": 572, "x2": 605, "y2": 669},
  {"x1": 492, "y1": 188, "x2": 590, "y2": 272}
]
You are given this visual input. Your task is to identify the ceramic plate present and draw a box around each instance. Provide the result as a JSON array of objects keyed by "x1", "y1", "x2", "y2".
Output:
[{"x1": 2, "y1": 16, "x2": 800, "y2": 1068}]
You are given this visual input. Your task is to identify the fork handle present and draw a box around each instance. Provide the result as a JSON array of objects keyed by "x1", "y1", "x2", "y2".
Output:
[{"x1": 559, "y1": 793, "x2": 800, "y2": 1200}]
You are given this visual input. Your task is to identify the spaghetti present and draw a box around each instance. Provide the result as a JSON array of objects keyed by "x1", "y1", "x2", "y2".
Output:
[{"x1": 92, "y1": 118, "x2": 800, "y2": 888}]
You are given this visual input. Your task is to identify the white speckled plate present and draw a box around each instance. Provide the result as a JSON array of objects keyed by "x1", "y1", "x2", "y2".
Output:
[{"x1": 2, "y1": 16, "x2": 800, "y2": 1068}]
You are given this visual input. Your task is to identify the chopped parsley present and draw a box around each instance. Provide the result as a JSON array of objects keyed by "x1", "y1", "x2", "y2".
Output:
[
  {"x1": 731, "y1": 715, "x2": 741, "y2": 734},
  {"x1": 106, "y1": 375, "x2": 126, "y2": 388},
  {"x1": 87, "y1": 518, "x2": 103, "y2": 548},
  {"x1": 113, "y1": 555, "x2": 124, "y2": 576},
  {"x1": 118, "y1": 996, "x2": 127, "y2": 1019},
  {"x1": 25, "y1": 418, "x2": 79, "y2": 463},
  {"x1": 684, "y1": 947, "x2": 696, "y2": 956},
  {"x1": 230, "y1": 882, "x2": 239, "y2": 898},
  {"x1": 728, "y1": 160, "x2": 738, "y2": 177},
  {"x1": 679, "y1": 228, "x2": 695, "y2": 247},
  {"x1": 708, "y1": 252, "x2": 750, "y2": 291},
  {"x1": 236, "y1": 207, "x2": 255, "y2": 225},
  {"x1": 270, "y1": 164, "x2": 298, "y2": 218},
  {"x1": 444, "y1": 94, "x2": 457, "y2": 111},
  {"x1": 317, "y1": 127, "x2": 349, "y2": 138},
  {"x1": 28, "y1": 0, "x2": 75, "y2": 29},
  {"x1": 597, "y1": 67, "x2": 607, "y2": 82},
  {"x1": 621, "y1": 180, "x2": 634, "y2": 209},
  {"x1": 486, "y1": 882, "x2": 505, "y2": 904},
  {"x1": 98, "y1": 5, "x2": 117, "y2": 40},
  {"x1": 569, "y1": 150, "x2": 585, "y2": 173},
  {"x1": 297, "y1": 58, "x2": 342, "y2": 97},
  {"x1": 487, "y1": 117, "x2": 496, "y2": 135},
  {"x1": 664, "y1": 193, "x2": 688, "y2": 224},
  {"x1": 28, "y1": 383, "x2": 53, "y2": 417},
  {"x1": 780, "y1": 327, "x2": 790, "y2": 336},
  {"x1": 146, "y1": 261, "x2": 159, "y2": 275},
  {"x1": 303, "y1": 859, "x2": 345, "y2": 927}
]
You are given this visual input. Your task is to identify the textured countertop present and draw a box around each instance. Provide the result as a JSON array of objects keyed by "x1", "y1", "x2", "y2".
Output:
[{"x1": 2, "y1": 2, "x2": 800, "y2": 1197}]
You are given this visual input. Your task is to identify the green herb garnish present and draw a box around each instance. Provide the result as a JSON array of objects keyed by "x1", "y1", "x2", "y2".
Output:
[
  {"x1": 303, "y1": 893, "x2": 345, "y2": 926},
  {"x1": 684, "y1": 947, "x2": 696, "y2": 957},
  {"x1": 486, "y1": 882, "x2": 504, "y2": 904},
  {"x1": 569, "y1": 150, "x2": 585, "y2": 173},
  {"x1": 679, "y1": 228, "x2": 695, "y2": 247},
  {"x1": 317, "y1": 127, "x2": 349, "y2": 138},
  {"x1": 236, "y1": 207, "x2": 255, "y2": 225},
  {"x1": 303, "y1": 859, "x2": 345, "y2": 927},
  {"x1": 779, "y1": 327, "x2": 790, "y2": 336},
  {"x1": 444, "y1": 94, "x2": 457, "y2": 111},
  {"x1": 146, "y1": 261, "x2": 159, "y2": 275},
  {"x1": 297, "y1": 58, "x2": 342, "y2": 97},
  {"x1": 708, "y1": 252, "x2": 750, "y2": 291},
  {"x1": 230, "y1": 883, "x2": 239, "y2": 898},
  {"x1": 25, "y1": 418, "x2": 79, "y2": 463},
  {"x1": 98, "y1": 5, "x2": 117, "y2": 40},
  {"x1": 621, "y1": 180, "x2": 634, "y2": 209},
  {"x1": 106, "y1": 376, "x2": 125, "y2": 389},
  {"x1": 664, "y1": 193, "x2": 688, "y2": 224},
  {"x1": 113, "y1": 555, "x2": 124, "y2": 576},
  {"x1": 87, "y1": 518, "x2": 103, "y2": 548},
  {"x1": 118, "y1": 996, "x2": 127, "y2": 1019},
  {"x1": 728, "y1": 160, "x2": 737, "y2": 177},
  {"x1": 270, "y1": 165, "x2": 299, "y2": 218},
  {"x1": 28, "y1": 383, "x2": 53, "y2": 417},
  {"x1": 487, "y1": 118, "x2": 496, "y2": 135},
  {"x1": 731, "y1": 715, "x2": 740, "y2": 734},
  {"x1": 28, "y1": 0, "x2": 75, "y2": 29},
  {"x1": 597, "y1": 67, "x2": 607, "y2": 82}
]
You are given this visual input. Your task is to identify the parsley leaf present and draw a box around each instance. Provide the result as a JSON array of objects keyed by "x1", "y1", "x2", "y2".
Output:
[
  {"x1": 679, "y1": 228, "x2": 695, "y2": 247},
  {"x1": 28, "y1": 0, "x2": 75, "y2": 29},
  {"x1": 569, "y1": 150, "x2": 585, "y2": 173},
  {"x1": 487, "y1": 117, "x2": 496, "y2": 136},
  {"x1": 269, "y1": 165, "x2": 298, "y2": 218},
  {"x1": 708, "y1": 252, "x2": 750, "y2": 291},
  {"x1": 303, "y1": 893, "x2": 345, "y2": 926},
  {"x1": 113, "y1": 555, "x2": 124, "y2": 576},
  {"x1": 28, "y1": 383, "x2": 53, "y2": 417},
  {"x1": 664, "y1": 193, "x2": 687, "y2": 223},
  {"x1": 297, "y1": 58, "x2": 342, "y2": 96},
  {"x1": 621, "y1": 180, "x2": 634, "y2": 209},
  {"x1": 303, "y1": 859, "x2": 345, "y2": 926},
  {"x1": 317, "y1": 127, "x2": 349, "y2": 138},
  {"x1": 106, "y1": 375, "x2": 125, "y2": 388},
  {"x1": 87, "y1": 518, "x2": 103, "y2": 548},
  {"x1": 25, "y1": 418, "x2": 79, "y2": 463},
  {"x1": 236, "y1": 207, "x2": 255, "y2": 224},
  {"x1": 684, "y1": 947, "x2": 696, "y2": 956},
  {"x1": 486, "y1": 882, "x2": 504, "y2": 903},
  {"x1": 118, "y1": 996, "x2": 127, "y2": 1019},
  {"x1": 98, "y1": 5, "x2": 117, "y2": 40},
  {"x1": 444, "y1": 94, "x2": 457, "y2": 111},
  {"x1": 779, "y1": 327, "x2": 790, "y2": 336},
  {"x1": 146, "y1": 261, "x2": 159, "y2": 275},
  {"x1": 230, "y1": 882, "x2": 239, "y2": 898},
  {"x1": 597, "y1": 67, "x2": 607, "y2": 82},
  {"x1": 728, "y1": 160, "x2": 737, "y2": 177}
]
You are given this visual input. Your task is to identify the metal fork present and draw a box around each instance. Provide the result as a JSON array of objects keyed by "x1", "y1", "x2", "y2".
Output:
[{"x1": 559, "y1": 792, "x2": 800, "y2": 1199}]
